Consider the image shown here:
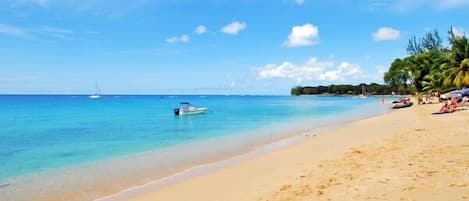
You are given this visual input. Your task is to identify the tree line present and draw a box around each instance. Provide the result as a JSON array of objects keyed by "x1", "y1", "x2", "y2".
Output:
[
  {"x1": 291, "y1": 83, "x2": 392, "y2": 96},
  {"x1": 384, "y1": 27, "x2": 468, "y2": 95}
]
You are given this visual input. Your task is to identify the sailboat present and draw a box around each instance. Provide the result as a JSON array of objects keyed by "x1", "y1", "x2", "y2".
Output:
[
  {"x1": 89, "y1": 82, "x2": 101, "y2": 99},
  {"x1": 357, "y1": 85, "x2": 368, "y2": 99}
]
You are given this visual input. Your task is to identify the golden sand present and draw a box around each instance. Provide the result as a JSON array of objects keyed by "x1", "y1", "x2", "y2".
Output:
[{"x1": 126, "y1": 103, "x2": 469, "y2": 201}]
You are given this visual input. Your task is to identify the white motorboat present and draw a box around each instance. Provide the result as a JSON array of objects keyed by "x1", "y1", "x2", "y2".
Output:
[{"x1": 174, "y1": 102, "x2": 207, "y2": 116}]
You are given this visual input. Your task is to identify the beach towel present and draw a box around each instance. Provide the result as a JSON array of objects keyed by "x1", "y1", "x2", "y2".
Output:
[{"x1": 432, "y1": 111, "x2": 453, "y2": 115}]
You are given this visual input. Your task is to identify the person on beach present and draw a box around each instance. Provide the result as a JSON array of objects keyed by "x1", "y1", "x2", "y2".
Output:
[
  {"x1": 460, "y1": 96, "x2": 469, "y2": 107},
  {"x1": 440, "y1": 102, "x2": 452, "y2": 113},
  {"x1": 440, "y1": 97, "x2": 461, "y2": 113},
  {"x1": 449, "y1": 97, "x2": 459, "y2": 111}
]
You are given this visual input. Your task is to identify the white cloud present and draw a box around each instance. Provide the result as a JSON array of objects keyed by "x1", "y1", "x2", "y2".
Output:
[
  {"x1": 37, "y1": 26, "x2": 73, "y2": 39},
  {"x1": 372, "y1": 27, "x2": 400, "y2": 41},
  {"x1": 376, "y1": 65, "x2": 387, "y2": 78},
  {"x1": 194, "y1": 25, "x2": 207, "y2": 35},
  {"x1": 283, "y1": 23, "x2": 319, "y2": 48},
  {"x1": 16, "y1": 0, "x2": 50, "y2": 7},
  {"x1": 180, "y1": 35, "x2": 190, "y2": 42},
  {"x1": 0, "y1": 24, "x2": 29, "y2": 38},
  {"x1": 294, "y1": 0, "x2": 305, "y2": 5},
  {"x1": 435, "y1": 0, "x2": 469, "y2": 8},
  {"x1": 366, "y1": 0, "x2": 469, "y2": 12},
  {"x1": 257, "y1": 57, "x2": 363, "y2": 83},
  {"x1": 11, "y1": 0, "x2": 153, "y2": 19},
  {"x1": 0, "y1": 75, "x2": 39, "y2": 83},
  {"x1": 452, "y1": 27, "x2": 466, "y2": 37},
  {"x1": 221, "y1": 21, "x2": 247, "y2": 35},
  {"x1": 319, "y1": 62, "x2": 363, "y2": 81},
  {"x1": 166, "y1": 34, "x2": 190, "y2": 43},
  {"x1": 40, "y1": 26, "x2": 72, "y2": 34}
]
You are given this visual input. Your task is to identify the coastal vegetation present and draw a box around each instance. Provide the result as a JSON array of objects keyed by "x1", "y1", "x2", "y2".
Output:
[
  {"x1": 291, "y1": 28, "x2": 468, "y2": 96},
  {"x1": 384, "y1": 28, "x2": 468, "y2": 94},
  {"x1": 291, "y1": 83, "x2": 391, "y2": 96}
]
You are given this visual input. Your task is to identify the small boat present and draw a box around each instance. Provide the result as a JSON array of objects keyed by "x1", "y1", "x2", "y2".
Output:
[
  {"x1": 356, "y1": 85, "x2": 368, "y2": 99},
  {"x1": 392, "y1": 97, "x2": 411, "y2": 104},
  {"x1": 89, "y1": 94, "x2": 101, "y2": 99},
  {"x1": 174, "y1": 102, "x2": 207, "y2": 116},
  {"x1": 357, "y1": 94, "x2": 368, "y2": 99},
  {"x1": 391, "y1": 101, "x2": 413, "y2": 109},
  {"x1": 89, "y1": 82, "x2": 101, "y2": 99}
]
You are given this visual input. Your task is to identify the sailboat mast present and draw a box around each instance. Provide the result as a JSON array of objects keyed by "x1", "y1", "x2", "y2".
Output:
[{"x1": 95, "y1": 81, "x2": 99, "y2": 95}]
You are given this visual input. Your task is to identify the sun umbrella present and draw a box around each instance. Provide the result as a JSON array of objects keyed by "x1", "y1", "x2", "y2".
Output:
[
  {"x1": 459, "y1": 88, "x2": 469, "y2": 96},
  {"x1": 441, "y1": 90, "x2": 461, "y2": 99}
]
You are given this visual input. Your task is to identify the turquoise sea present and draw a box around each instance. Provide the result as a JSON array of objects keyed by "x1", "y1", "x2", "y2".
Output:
[{"x1": 0, "y1": 95, "x2": 389, "y2": 181}]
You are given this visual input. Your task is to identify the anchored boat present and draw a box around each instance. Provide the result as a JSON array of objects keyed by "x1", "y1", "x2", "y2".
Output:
[
  {"x1": 391, "y1": 101, "x2": 413, "y2": 109},
  {"x1": 89, "y1": 81, "x2": 101, "y2": 99},
  {"x1": 174, "y1": 102, "x2": 207, "y2": 116}
]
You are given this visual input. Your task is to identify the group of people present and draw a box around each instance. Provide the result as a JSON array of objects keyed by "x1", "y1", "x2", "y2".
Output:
[
  {"x1": 439, "y1": 96, "x2": 469, "y2": 113},
  {"x1": 420, "y1": 92, "x2": 440, "y2": 104}
]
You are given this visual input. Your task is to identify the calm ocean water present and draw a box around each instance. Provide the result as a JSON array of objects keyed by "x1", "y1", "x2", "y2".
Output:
[{"x1": 0, "y1": 95, "x2": 388, "y2": 180}]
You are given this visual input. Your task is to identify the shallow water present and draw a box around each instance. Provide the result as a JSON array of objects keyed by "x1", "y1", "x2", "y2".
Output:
[
  {"x1": 0, "y1": 95, "x2": 394, "y2": 201},
  {"x1": 0, "y1": 95, "x2": 388, "y2": 180}
]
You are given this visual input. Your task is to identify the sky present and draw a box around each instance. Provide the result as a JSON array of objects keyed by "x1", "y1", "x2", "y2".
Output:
[{"x1": 0, "y1": 0, "x2": 468, "y2": 95}]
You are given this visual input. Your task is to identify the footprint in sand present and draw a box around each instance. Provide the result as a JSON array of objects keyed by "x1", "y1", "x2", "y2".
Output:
[{"x1": 279, "y1": 184, "x2": 292, "y2": 191}]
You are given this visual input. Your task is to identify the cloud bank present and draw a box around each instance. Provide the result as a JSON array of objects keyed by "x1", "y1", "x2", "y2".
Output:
[{"x1": 257, "y1": 57, "x2": 363, "y2": 83}]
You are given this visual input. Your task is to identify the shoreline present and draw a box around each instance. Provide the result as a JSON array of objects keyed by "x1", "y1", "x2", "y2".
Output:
[
  {"x1": 121, "y1": 103, "x2": 469, "y2": 201},
  {"x1": 95, "y1": 134, "x2": 308, "y2": 201},
  {"x1": 0, "y1": 100, "x2": 389, "y2": 201},
  {"x1": 96, "y1": 103, "x2": 391, "y2": 201}
]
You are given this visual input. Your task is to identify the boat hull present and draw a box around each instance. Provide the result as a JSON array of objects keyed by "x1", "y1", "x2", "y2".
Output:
[
  {"x1": 89, "y1": 95, "x2": 101, "y2": 99},
  {"x1": 392, "y1": 102, "x2": 413, "y2": 109},
  {"x1": 174, "y1": 108, "x2": 207, "y2": 116}
]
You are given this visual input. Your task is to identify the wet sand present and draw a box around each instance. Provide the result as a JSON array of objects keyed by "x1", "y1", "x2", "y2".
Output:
[{"x1": 125, "y1": 103, "x2": 469, "y2": 201}]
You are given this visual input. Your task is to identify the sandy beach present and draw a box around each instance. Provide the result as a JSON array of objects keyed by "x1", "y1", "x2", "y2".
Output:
[{"x1": 123, "y1": 103, "x2": 469, "y2": 201}]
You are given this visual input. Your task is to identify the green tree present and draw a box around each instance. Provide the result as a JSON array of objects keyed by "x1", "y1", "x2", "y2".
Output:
[
  {"x1": 422, "y1": 72, "x2": 445, "y2": 93},
  {"x1": 409, "y1": 50, "x2": 452, "y2": 92},
  {"x1": 384, "y1": 58, "x2": 411, "y2": 93},
  {"x1": 407, "y1": 36, "x2": 424, "y2": 55},
  {"x1": 422, "y1": 30, "x2": 443, "y2": 51},
  {"x1": 291, "y1": 86, "x2": 303, "y2": 96},
  {"x1": 384, "y1": 28, "x2": 467, "y2": 94},
  {"x1": 443, "y1": 35, "x2": 469, "y2": 88}
]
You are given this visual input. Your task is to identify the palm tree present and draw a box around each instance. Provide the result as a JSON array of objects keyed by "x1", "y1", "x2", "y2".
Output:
[
  {"x1": 405, "y1": 53, "x2": 434, "y2": 93},
  {"x1": 422, "y1": 72, "x2": 445, "y2": 93},
  {"x1": 444, "y1": 35, "x2": 469, "y2": 88}
]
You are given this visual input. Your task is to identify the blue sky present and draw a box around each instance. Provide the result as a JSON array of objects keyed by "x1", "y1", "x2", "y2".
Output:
[{"x1": 0, "y1": 0, "x2": 468, "y2": 94}]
